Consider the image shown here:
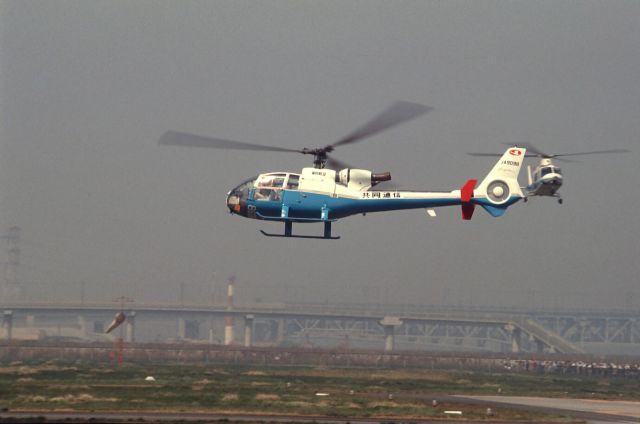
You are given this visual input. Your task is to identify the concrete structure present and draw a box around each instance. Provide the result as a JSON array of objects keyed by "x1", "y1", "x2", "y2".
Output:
[
  {"x1": 244, "y1": 314, "x2": 254, "y2": 347},
  {"x1": 380, "y1": 316, "x2": 403, "y2": 351},
  {"x1": 177, "y1": 316, "x2": 186, "y2": 340},
  {"x1": 77, "y1": 315, "x2": 87, "y2": 339},
  {"x1": 2, "y1": 310, "x2": 12, "y2": 340},
  {"x1": 1, "y1": 227, "x2": 21, "y2": 301},
  {"x1": 125, "y1": 312, "x2": 136, "y2": 343},
  {"x1": 224, "y1": 277, "x2": 235, "y2": 345},
  {"x1": 505, "y1": 323, "x2": 521, "y2": 353},
  {"x1": 2, "y1": 301, "x2": 640, "y2": 354}
]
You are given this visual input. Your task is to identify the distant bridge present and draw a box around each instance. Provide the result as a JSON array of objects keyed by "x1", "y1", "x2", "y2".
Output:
[{"x1": 1, "y1": 302, "x2": 638, "y2": 354}]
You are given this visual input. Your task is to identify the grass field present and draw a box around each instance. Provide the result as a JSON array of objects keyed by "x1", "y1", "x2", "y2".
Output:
[{"x1": 1, "y1": 360, "x2": 638, "y2": 421}]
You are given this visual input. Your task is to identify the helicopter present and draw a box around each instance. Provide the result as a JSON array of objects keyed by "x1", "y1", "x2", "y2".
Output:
[
  {"x1": 160, "y1": 102, "x2": 528, "y2": 239},
  {"x1": 469, "y1": 143, "x2": 629, "y2": 204}
]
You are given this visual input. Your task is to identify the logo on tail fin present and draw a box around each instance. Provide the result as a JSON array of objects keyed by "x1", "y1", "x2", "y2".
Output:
[{"x1": 509, "y1": 149, "x2": 523, "y2": 156}]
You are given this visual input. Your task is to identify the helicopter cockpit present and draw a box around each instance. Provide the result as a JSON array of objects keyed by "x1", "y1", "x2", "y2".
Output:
[
  {"x1": 253, "y1": 173, "x2": 300, "y2": 201},
  {"x1": 226, "y1": 173, "x2": 301, "y2": 215},
  {"x1": 226, "y1": 175, "x2": 257, "y2": 215},
  {"x1": 535, "y1": 165, "x2": 562, "y2": 180}
]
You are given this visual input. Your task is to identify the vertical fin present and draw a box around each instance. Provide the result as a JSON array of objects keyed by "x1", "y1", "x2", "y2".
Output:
[{"x1": 475, "y1": 146, "x2": 527, "y2": 217}]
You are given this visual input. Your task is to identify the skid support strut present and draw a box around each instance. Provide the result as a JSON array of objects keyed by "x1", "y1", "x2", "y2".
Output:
[
  {"x1": 324, "y1": 221, "x2": 332, "y2": 239},
  {"x1": 285, "y1": 221, "x2": 293, "y2": 237}
]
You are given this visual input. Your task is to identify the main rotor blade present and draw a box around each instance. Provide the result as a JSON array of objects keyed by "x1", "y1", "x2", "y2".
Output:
[
  {"x1": 502, "y1": 143, "x2": 629, "y2": 159},
  {"x1": 331, "y1": 101, "x2": 432, "y2": 148},
  {"x1": 159, "y1": 131, "x2": 303, "y2": 153},
  {"x1": 553, "y1": 148, "x2": 630, "y2": 157},
  {"x1": 467, "y1": 152, "x2": 502, "y2": 157},
  {"x1": 468, "y1": 152, "x2": 538, "y2": 158},
  {"x1": 502, "y1": 142, "x2": 549, "y2": 157},
  {"x1": 554, "y1": 157, "x2": 580, "y2": 163}
]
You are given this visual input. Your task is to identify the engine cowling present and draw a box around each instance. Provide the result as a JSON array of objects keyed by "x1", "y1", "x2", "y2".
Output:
[{"x1": 337, "y1": 169, "x2": 391, "y2": 191}]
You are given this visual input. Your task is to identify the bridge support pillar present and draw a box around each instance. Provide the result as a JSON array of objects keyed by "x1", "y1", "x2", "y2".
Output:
[
  {"x1": 125, "y1": 311, "x2": 136, "y2": 343},
  {"x1": 535, "y1": 338, "x2": 545, "y2": 353},
  {"x1": 276, "y1": 319, "x2": 285, "y2": 344},
  {"x1": 244, "y1": 314, "x2": 254, "y2": 347},
  {"x1": 26, "y1": 314, "x2": 35, "y2": 328},
  {"x1": 77, "y1": 315, "x2": 87, "y2": 339},
  {"x1": 380, "y1": 317, "x2": 403, "y2": 352},
  {"x1": 177, "y1": 316, "x2": 186, "y2": 340},
  {"x1": 224, "y1": 317, "x2": 234, "y2": 345},
  {"x1": 505, "y1": 324, "x2": 521, "y2": 353},
  {"x1": 2, "y1": 310, "x2": 12, "y2": 341}
]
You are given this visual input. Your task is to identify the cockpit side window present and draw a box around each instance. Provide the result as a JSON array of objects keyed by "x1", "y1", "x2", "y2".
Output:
[
  {"x1": 286, "y1": 174, "x2": 300, "y2": 190},
  {"x1": 254, "y1": 188, "x2": 281, "y2": 201},
  {"x1": 257, "y1": 173, "x2": 286, "y2": 188},
  {"x1": 540, "y1": 167, "x2": 552, "y2": 177},
  {"x1": 254, "y1": 174, "x2": 286, "y2": 202}
]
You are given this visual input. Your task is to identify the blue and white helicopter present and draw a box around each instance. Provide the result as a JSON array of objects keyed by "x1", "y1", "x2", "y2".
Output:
[{"x1": 161, "y1": 102, "x2": 528, "y2": 239}]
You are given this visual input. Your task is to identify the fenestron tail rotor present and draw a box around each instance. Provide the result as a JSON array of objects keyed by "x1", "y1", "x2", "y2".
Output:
[{"x1": 160, "y1": 101, "x2": 432, "y2": 169}]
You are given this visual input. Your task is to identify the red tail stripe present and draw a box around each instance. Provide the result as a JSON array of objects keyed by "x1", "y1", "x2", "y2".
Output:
[
  {"x1": 461, "y1": 203, "x2": 475, "y2": 220},
  {"x1": 460, "y1": 179, "x2": 477, "y2": 220},
  {"x1": 461, "y1": 179, "x2": 477, "y2": 203}
]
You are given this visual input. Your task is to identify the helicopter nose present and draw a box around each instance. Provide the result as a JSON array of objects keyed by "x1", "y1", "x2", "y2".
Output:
[
  {"x1": 226, "y1": 191, "x2": 246, "y2": 215},
  {"x1": 226, "y1": 192, "x2": 240, "y2": 213}
]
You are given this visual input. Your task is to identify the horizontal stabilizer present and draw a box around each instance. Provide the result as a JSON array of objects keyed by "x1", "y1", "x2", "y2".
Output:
[{"x1": 480, "y1": 204, "x2": 507, "y2": 217}]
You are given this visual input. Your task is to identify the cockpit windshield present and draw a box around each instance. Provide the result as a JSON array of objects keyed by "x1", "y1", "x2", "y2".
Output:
[
  {"x1": 230, "y1": 176, "x2": 258, "y2": 195},
  {"x1": 539, "y1": 167, "x2": 561, "y2": 178},
  {"x1": 226, "y1": 176, "x2": 258, "y2": 214}
]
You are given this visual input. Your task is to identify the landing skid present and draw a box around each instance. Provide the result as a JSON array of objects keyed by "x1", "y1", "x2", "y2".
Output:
[
  {"x1": 522, "y1": 193, "x2": 563, "y2": 204},
  {"x1": 260, "y1": 230, "x2": 340, "y2": 240},
  {"x1": 260, "y1": 221, "x2": 340, "y2": 239}
]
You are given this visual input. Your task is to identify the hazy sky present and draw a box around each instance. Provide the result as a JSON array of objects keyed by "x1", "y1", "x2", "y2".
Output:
[{"x1": 1, "y1": 0, "x2": 638, "y2": 310}]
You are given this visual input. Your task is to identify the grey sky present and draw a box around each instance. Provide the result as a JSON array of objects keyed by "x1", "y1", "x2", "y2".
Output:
[{"x1": 1, "y1": 1, "x2": 638, "y2": 310}]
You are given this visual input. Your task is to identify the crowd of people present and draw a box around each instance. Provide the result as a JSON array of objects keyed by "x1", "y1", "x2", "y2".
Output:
[{"x1": 502, "y1": 358, "x2": 640, "y2": 378}]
